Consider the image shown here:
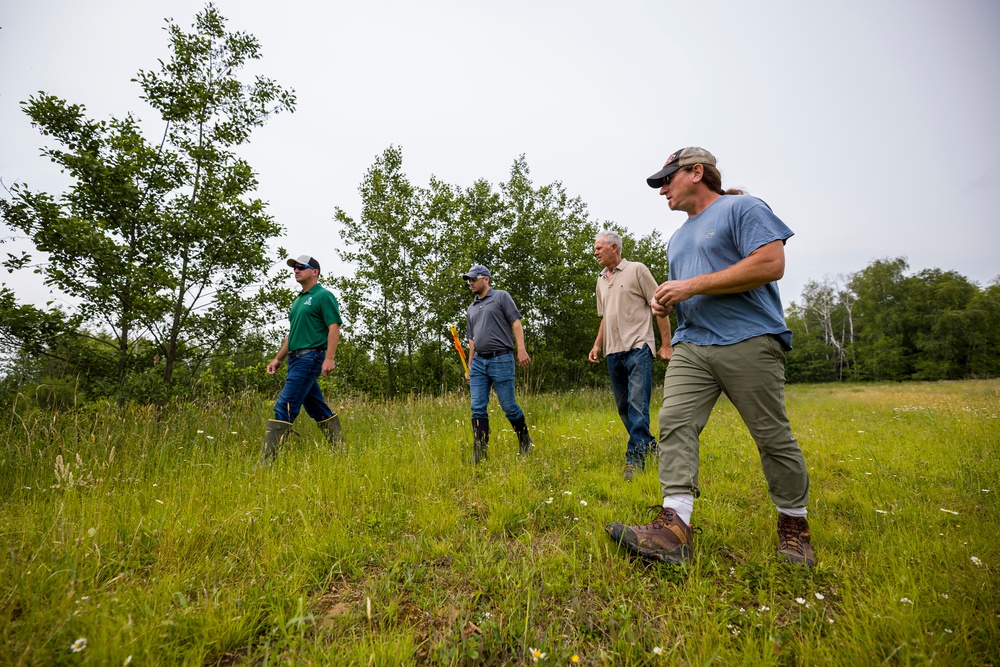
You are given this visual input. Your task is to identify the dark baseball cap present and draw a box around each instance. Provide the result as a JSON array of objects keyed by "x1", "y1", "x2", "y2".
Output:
[
  {"x1": 287, "y1": 254, "x2": 321, "y2": 272},
  {"x1": 461, "y1": 264, "x2": 492, "y2": 280},
  {"x1": 646, "y1": 147, "x2": 717, "y2": 188}
]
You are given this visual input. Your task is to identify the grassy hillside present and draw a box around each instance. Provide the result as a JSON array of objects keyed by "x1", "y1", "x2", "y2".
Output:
[{"x1": 1, "y1": 381, "x2": 997, "y2": 665}]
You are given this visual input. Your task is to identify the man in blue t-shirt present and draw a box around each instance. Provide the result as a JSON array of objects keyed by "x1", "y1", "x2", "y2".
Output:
[{"x1": 607, "y1": 147, "x2": 815, "y2": 567}]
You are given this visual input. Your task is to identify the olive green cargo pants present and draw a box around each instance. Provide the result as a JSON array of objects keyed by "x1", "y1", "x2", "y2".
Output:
[{"x1": 657, "y1": 335, "x2": 810, "y2": 509}]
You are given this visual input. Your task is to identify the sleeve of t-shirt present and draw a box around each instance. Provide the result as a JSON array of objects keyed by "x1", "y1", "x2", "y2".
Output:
[
  {"x1": 499, "y1": 291, "x2": 522, "y2": 323},
  {"x1": 735, "y1": 197, "x2": 794, "y2": 258},
  {"x1": 321, "y1": 292, "x2": 343, "y2": 327},
  {"x1": 595, "y1": 281, "x2": 604, "y2": 318}
]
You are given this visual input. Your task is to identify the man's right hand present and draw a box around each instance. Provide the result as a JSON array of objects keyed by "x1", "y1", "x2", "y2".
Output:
[
  {"x1": 266, "y1": 359, "x2": 281, "y2": 375},
  {"x1": 588, "y1": 347, "x2": 601, "y2": 363}
]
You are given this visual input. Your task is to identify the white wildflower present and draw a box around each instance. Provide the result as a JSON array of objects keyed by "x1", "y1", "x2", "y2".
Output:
[{"x1": 71, "y1": 638, "x2": 87, "y2": 652}]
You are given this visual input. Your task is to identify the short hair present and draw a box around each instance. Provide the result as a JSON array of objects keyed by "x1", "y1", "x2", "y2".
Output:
[{"x1": 596, "y1": 230, "x2": 622, "y2": 250}]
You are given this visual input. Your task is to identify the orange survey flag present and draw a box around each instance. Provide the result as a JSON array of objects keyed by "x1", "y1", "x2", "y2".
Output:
[{"x1": 449, "y1": 324, "x2": 470, "y2": 375}]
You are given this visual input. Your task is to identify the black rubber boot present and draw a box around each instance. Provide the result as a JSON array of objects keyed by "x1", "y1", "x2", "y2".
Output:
[
  {"x1": 260, "y1": 419, "x2": 293, "y2": 466},
  {"x1": 317, "y1": 414, "x2": 344, "y2": 446},
  {"x1": 511, "y1": 416, "x2": 533, "y2": 457},
  {"x1": 472, "y1": 418, "x2": 489, "y2": 464}
]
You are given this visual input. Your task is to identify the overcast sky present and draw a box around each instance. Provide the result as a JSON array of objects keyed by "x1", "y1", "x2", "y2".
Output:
[{"x1": 2, "y1": 0, "x2": 999, "y2": 313}]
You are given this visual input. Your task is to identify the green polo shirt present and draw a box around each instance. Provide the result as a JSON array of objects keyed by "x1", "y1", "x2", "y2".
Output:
[{"x1": 287, "y1": 284, "x2": 342, "y2": 351}]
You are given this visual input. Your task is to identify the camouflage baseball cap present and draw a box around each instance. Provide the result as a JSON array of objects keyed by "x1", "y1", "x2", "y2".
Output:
[{"x1": 646, "y1": 147, "x2": 717, "y2": 188}]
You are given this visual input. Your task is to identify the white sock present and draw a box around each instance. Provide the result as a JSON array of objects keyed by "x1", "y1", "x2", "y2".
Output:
[
  {"x1": 778, "y1": 507, "x2": 808, "y2": 518},
  {"x1": 662, "y1": 494, "x2": 694, "y2": 525}
]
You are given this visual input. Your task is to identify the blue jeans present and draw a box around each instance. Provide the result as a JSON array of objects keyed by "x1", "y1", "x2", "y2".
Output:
[
  {"x1": 470, "y1": 353, "x2": 524, "y2": 422},
  {"x1": 273, "y1": 349, "x2": 334, "y2": 423},
  {"x1": 607, "y1": 344, "x2": 654, "y2": 466}
]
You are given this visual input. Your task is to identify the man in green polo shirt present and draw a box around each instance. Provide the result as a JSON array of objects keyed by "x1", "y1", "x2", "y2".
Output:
[{"x1": 260, "y1": 254, "x2": 344, "y2": 463}]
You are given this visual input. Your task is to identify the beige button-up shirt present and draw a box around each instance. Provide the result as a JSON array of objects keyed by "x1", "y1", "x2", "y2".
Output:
[{"x1": 596, "y1": 258, "x2": 658, "y2": 356}]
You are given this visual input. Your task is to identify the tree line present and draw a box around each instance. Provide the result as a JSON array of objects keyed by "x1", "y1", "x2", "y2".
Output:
[
  {"x1": 784, "y1": 257, "x2": 1000, "y2": 383},
  {"x1": 326, "y1": 145, "x2": 670, "y2": 398},
  {"x1": 2, "y1": 5, "x2": 998, "y2": 411}
]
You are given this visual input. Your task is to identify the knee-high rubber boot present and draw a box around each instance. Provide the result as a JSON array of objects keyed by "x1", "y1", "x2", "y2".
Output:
[
  {"x1": 511, "y1": 416, "x2": 533, "y2": 456},
  {"x1": 260, "y1": 419, "x2": 293, "y2": 465},
  {"x1": 317, "y1": 414, "x2": 344, "y2": 446},
  {"x1": 472, "y1": 418, "x2": 490, "y2": 464}
]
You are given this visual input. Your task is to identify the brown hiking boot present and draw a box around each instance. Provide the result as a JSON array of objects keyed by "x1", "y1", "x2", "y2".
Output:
[
  {"x1": 606, "y1": 506, "x2": 693, "y2": 565},
  {"x1": 622, "y1": 463, "x2": 638, "y2": 482},
  {"x1": 777, "y1": 513, "x2": 816, "y2": 567}
]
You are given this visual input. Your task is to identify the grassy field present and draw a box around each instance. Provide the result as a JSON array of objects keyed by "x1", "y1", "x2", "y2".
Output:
[{"x1": 1, "y1": 380, "x2": 998, "y2": 665}]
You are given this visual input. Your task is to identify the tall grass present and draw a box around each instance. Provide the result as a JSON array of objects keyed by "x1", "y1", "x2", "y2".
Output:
[{"x1": 1, "y1": 381, "x2": 997, "y2": 665}]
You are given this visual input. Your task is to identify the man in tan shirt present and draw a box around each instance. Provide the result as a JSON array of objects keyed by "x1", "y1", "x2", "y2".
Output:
[{"x1": 589, "y1": 230, "x2": 673, "y2": 480}]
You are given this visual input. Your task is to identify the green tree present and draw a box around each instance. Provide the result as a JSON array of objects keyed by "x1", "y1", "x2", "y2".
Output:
[
  {"x1": 1, "y1": 4, "x2": 294, "y2": 399},
  {"x1": 966, "y1": 280, "x2": 1000, "y2": 378},
  {"x1": 784, "y1": 304, "x2": 839, "y2": 383},
  {"x1": 909, "y1": 269, "x2": 980, "y2": 380},
  {"x1": 849, "y1": 257, "x2": 911, "y2": 381},
  {"x1": 334, "y1": 145, "x2": 428, "y2": 397},
  {"x1": 418, "y1": 176, "x2": 499, "y2": 392},
  {"x1": 495, "y1": 157, "x2": 602, "y2": 390}
]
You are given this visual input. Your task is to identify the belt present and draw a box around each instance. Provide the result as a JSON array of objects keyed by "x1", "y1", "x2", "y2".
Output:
[
  {"x1": 288, "y1": 347, "x2": 325, "y2": 357},
  {"x1": 476, "y1": 349, "x2": 512, "y2": 359}
]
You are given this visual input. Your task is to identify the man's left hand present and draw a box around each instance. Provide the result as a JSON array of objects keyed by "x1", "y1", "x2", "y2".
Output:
[
  {"x1": 517, "y1": 349, "x2": 531, "y2": 367},
  {"x1": 322, "y1": 358, "x2": 336, "y2": 376}
]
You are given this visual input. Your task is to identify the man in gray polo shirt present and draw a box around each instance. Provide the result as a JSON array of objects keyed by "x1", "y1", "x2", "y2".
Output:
[
  {"x1": 462, "y1": 264, "x2": 532, "y2": 463},
  {"x1": 588, "y1": 230, "x2": 672, "y2": 481}
]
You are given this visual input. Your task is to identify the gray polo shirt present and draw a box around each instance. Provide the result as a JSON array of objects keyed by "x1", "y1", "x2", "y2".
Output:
[{"x1": 466, "y1": 288, "x2": 522, "y2": 355}]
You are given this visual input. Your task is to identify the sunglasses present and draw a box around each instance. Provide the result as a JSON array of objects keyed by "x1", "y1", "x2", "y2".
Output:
[
  {"x1": 663, "y1": 165, "x2": 694, "y2": 186},
  {"x1": 293, "y1": 264, "x2": 314, "y2": 271}
]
